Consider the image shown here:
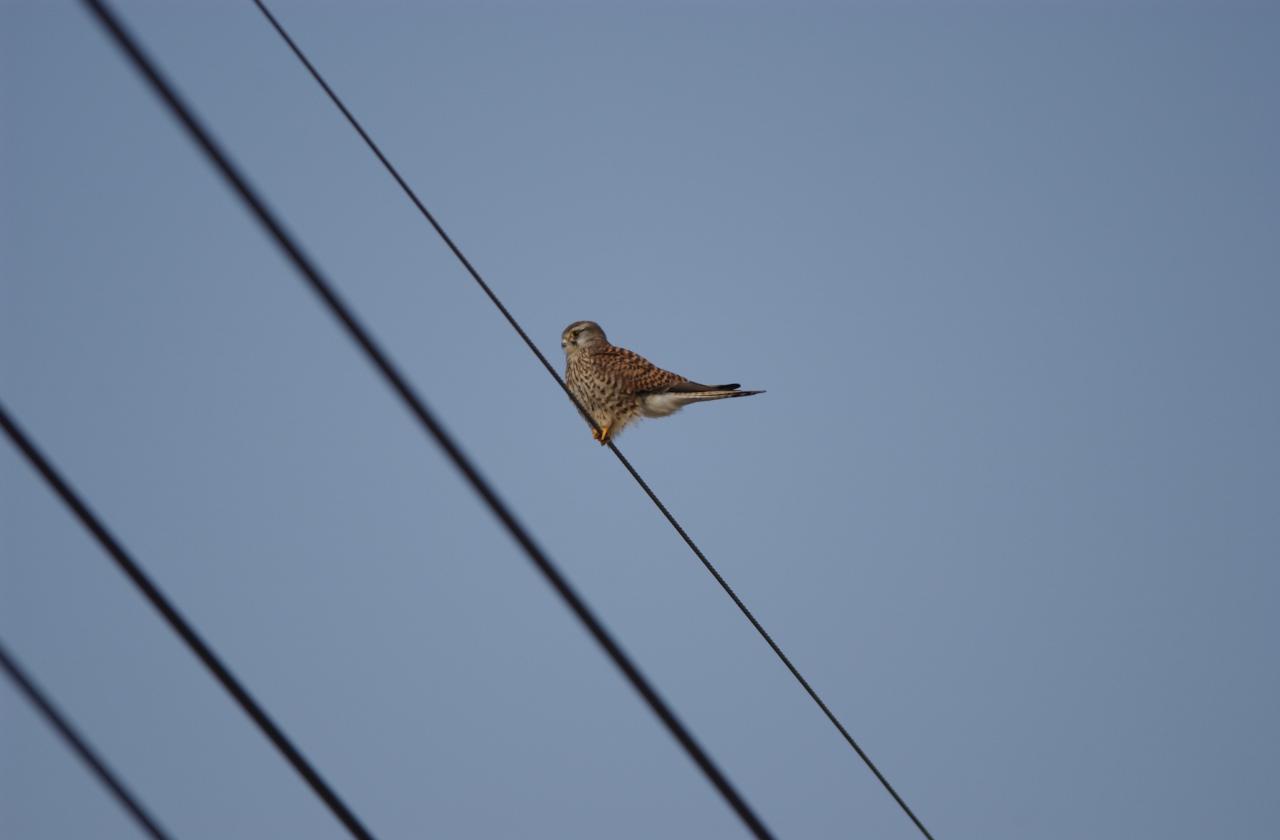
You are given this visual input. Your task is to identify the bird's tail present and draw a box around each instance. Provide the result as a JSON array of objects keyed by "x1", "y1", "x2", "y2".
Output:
[
  {"x1": 637, "y1": 382, "x2": 764, "y2": 418},
  {"x1": 685, "y1": 388, "x2": 765, "y2": 401},
  {"x1": 669, "y1": 382, "x2": 764, "y2": 401}
]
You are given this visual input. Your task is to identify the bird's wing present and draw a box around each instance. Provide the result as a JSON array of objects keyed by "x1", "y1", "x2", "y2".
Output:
[{"x1": 597, "y1": 346, "x2": 691, "y2": 394}]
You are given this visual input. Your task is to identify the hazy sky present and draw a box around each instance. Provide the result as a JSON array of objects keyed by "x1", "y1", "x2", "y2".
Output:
[{"x1": 3, "y1": 2, "x2": 1278, "y2": 838}]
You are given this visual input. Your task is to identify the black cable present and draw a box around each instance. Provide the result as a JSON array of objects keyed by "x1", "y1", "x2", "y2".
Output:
[
  {"x1": 76, "y1": 2, "x2": 774, "y2": 836},
  {"x1": 0, "y1": 638, "x2": 174, "y2": 840},
  {"x1": 0, "y1": 404, "x2": 377, "y2": 840},
  {"x1": 250, "y1": 3, "x2": 935, "y2": 838}
]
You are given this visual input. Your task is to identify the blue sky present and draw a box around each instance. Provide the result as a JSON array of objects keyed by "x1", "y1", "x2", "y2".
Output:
[{"x1": 3, "y1": 2, "x2": 1278, "y2": 838}]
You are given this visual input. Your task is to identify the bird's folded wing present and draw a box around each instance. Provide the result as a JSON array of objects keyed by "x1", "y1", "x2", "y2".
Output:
[{"x1": 598, "y1": 346, "x2": 690, "y2": 394}]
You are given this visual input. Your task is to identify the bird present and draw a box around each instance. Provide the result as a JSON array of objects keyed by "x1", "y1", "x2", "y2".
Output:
[{"x1": 561, "y1": 320, "x2": 763, "y2": 445}]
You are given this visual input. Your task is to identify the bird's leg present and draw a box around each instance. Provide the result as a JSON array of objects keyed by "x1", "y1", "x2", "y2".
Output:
[
  {"x1": 598, "y1": 425, "x2": 611, "y2": 445},
  {"x1": 591, "y1": 427, "x2": 602, "y2": 441}
]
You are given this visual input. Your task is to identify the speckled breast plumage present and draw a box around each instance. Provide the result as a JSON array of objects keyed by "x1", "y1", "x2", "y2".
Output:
[{"x1": 566, "y1": 347, "x2": 639, "y2": 430}]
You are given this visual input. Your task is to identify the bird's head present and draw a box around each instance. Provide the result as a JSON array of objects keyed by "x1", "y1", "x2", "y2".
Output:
[{"x1": 561, "y1": 321, "x2": 607, "y2": 354}]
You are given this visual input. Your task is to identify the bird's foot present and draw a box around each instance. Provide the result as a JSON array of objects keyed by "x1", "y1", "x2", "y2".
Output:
[{"x1": 598, "y1": 425, "x2": 611, "y2": 445}]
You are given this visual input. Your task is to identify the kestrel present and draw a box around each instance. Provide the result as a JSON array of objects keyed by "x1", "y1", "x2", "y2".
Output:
[{"x1": 561, "y1": 320, "x2": 763, "y2": 445}]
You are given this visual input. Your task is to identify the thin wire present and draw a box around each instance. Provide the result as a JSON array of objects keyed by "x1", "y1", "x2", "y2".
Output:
[
  {"x1": 76, "y1": 2, "x2": 774, "y2": 836},
  {"x1": 0, "y1": 403, "x2": 378, "y2": 840},
  {"x1": 249, "y1": 3, "x2": 935, "y2": 838},
  {"x1": 0, "y1": 639, "x2": 175, "y2": 840}
]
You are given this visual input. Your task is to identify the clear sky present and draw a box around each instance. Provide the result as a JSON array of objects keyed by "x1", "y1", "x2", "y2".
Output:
[{"x1": 3, "y1": 1, "x2": 1278, "y2": 838}]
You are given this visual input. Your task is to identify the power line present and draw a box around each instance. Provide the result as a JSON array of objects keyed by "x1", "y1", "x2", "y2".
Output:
[
  {"x1": 249, "y1": 3, "x2": 935, "y2": 838},
  {"x1": 0, "y1": 403, "x2": 378, "y2": 840},
  {"x1": 0, "y1": 637, "x2": 174, "y2": 840},
  {"x1": 76, "y1": 1, "x2": 774, "y2": 836}
]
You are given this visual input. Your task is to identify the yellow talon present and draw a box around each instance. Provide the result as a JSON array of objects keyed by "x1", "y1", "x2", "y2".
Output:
[{"x1": 598, "y1": 425, "x2": 611, "y2": 445}]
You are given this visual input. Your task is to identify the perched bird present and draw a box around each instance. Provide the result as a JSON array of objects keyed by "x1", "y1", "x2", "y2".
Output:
[{"x1": 561, "y1": 320, "x2": 763, "y2": 445}]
